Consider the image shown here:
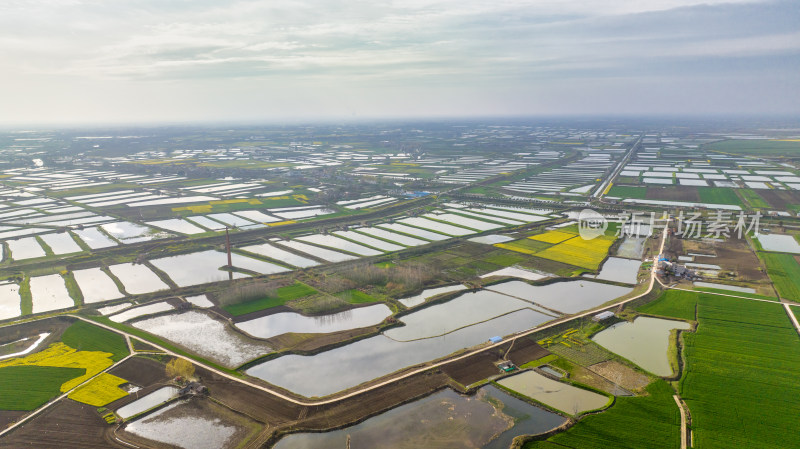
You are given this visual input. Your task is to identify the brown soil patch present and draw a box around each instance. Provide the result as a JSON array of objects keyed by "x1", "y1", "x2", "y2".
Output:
[
  {"x1": 0, "y1": 399, "x2": 127, "y2": 448},
  {"x1": 441, "y1": 338, "x2": 549, "y2": 386},
  {"x1": 568, "y1": 365, "x2": 622, "y2": 395},
  {"x1": 108, "y1": 356, "x2": 170, "y2": 387},
  {"x1": 0, "y1": 410, "x2": 26, "y2": 429},
  {"x1": 589, "y1": 360, "x2": 650, "y2": 392},
  {"x1": 0, "y1": 316, "x2": 72, "y2": 348},
  {"x1": 679, "y1": 238, "x2": 768, "y2": 284},
  {"x1": 265, "y1": 325, "x2": 383, "y2": 353},
  {"x1": 663, "y1": 236, "x2": 684, "y2": 259},
  {"x1": 754, "y1": 190, "x2": 800, "y2": 209},
  {"x1": 647, "y1": 186, "x2": 700, "y2": 202}
]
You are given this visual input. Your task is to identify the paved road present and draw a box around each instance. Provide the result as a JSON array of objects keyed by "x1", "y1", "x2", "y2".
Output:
[{"x1": 593, "y1": 134, "x2": 643, "y2": 199}]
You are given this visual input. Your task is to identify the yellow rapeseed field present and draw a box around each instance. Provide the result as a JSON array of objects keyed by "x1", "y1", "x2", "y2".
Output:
[
  {"x1": 533, "y1": 235, "x2": 615, "y2": 270},
  {"x1": 528, "y1": 230, "x2": 576, "y2": 244},
  {"x1": 68, "y1": 373, "x2": 129, "y2": 406},
  {"x1": 0, "y1": 343, "x2": 115, "y2": 392}
]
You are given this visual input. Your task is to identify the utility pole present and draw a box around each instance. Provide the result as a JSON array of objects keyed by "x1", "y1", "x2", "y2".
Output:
[{"x1": 225, "y1": 227, "x2": 232, "y2": 268}]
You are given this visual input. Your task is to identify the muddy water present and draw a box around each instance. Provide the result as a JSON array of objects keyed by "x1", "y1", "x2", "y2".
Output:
[
  {"x1": 592, "y1": 316, "x2": 691, "y2": 376},
  {"x1": 273, "y1": 385, "x2": 566, "y2": 449},
  {"x1": 497, "y1": 371, "x2": 609, "y2": 414}
]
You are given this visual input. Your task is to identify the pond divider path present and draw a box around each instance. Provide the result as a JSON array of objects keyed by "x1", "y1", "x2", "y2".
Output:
[{"x1": 2, "y1": 221, "x2": 674, "y2": 443}]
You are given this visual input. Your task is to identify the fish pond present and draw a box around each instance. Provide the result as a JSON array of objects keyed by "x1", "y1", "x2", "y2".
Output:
[
  {"x1": 497, "y1": 371, "x2": 609, "y2": 415},
  {"x1": 592, "y1": 316, "x2": 691, "y2": 376},
  {"x1": 273, "y1": 385, "x2": 566, "y2": 449},
  {"x1": 236, "y1": 304, "x2": 392, "y2": 339},
  {"x1": 246, "y1": 309, "x2": 550, "y2": 397}
]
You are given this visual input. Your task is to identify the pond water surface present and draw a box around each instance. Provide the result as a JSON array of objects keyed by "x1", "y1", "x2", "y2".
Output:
[
  {"x1": 755, "y1": 234, "x2": 800, "y2": 254},
  {"x1": 487, "y1": 280, "x2": 631, "y2": 314},
  {"x1": 116, "y1": 386, "x2": 179, "y2": 419},
  {"x1": 236, "y1": 304, "x2": 392, "y2": 339},
  {"x1": 497, "y1": 371, "x2": 609, "y2": 415},
  {"x1": 592, "y1": 316, "x2": 691, "y2": 376},
  {"x1": 585, "y1": 257, "x2": 641, "y2": 284},
  {"x1": 73, "y1": 267, "x2": 124, "y2": 304},
  {"x1": 275, "y1": 385, "x2": 566, "y2": 449},
  {"x1": 398, "y1": 284, "x2": 467, "y2": 308},
  {"x1": 247, "y1": 309, "x2": 550, "y2": 397},
  {"x1": 133, "y1": 311, "x2": 270, "y2": 367}
]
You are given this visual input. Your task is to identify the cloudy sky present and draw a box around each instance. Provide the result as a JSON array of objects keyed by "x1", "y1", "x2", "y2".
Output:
[{"x1": 1, "y1": 0, "x2": 798, "y2": 124}]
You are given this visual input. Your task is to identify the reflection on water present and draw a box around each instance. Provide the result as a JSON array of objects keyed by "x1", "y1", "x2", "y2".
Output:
[
  {"x1": 236, "y1": 304, "x2": 392, "y2": 339},
  {"x1": 274, "y1": 385, "x2": 566, "y2": 449},
  {"x1": 398, "y1": 284, "x2": 467, "y2": 308},
  {"x1": 116, "y1": 386, "x2": 178, "y2": 419},
  {"x1": 246, "y1": 309, "x2": 551, "y2": 397},
  {"x1": 584, "y1": 257, "x2": 641, "y2": 284},
  {"x1": 387, "y1": 290, "x2": 534, "y2": 341},
  {"x1": 488, "y1": 280, "x2": 631, "y2": 314}
]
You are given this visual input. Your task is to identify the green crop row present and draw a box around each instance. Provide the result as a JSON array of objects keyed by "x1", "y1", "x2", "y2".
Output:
[
  {"x1": 759, "y1": 252, "x2": 800, "y2": 300},
  {"x1": 524, "y1": 380, "x2": 680, "y2": 449}
]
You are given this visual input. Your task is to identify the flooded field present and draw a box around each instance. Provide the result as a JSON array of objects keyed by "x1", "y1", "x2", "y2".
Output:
[
  {"x1": 30, "y1": 274, "x2": 74, "y2": 314},
  {"x1": 146, "y1": 218, "x2": 206, "y2": 235},
  {"x1": 755, "y1": 234, "x2": 800, "y2": 254},
  {"x1": 425, "y1": 212, "x2": 502, "y2": 231},
  {"x1": 333, "y1": 230, "x2": 404, "y2": 251},
  {"x1": 386, "y1": 289, "x2": 543, "y2": 341},
  {"x1": 399, "y1": 217, "x2": 475, "y2": 236},
  {"x1": 693, "y1": 281, "x2": 756, "y2": 293},
  {"x1": 497, "y1": 371, "x2": 609, "y2": 415},
  {"x1": 585, "y1": 257, "x2": 641, "y2": 284},
  {"x1": 39, "y1": 232, "x2": 82, "y2": 254},
  {"x1": 72, "y1": 267, "x2": 124, "y2": 304},
  {"x1": 468, "y1": 234, "x2": 515, "y2": 244},
  {"x1": 236, "y1": 304, "x2": 391, "y2": 339},
  {"x1": 109, "y1": 302, "x2": 174, "y2": 323},
  {"x1": 123, "y1": 398, "x2": 257, "y2": 449},
  {"x1": 0, "y1": 283, "x2": 21, "y2": 320},
  {"x1": 72, "y1": 227, "x2": 118, "y2": 249},
  {"x1": 398, "y1": 284, "x2": 467, "y2": 308},
  {"x1": 296, "y1": 234, "x2": 383, "y2": 256},
  {"x1": 616, "y1": 237, "x2": 646, "y2": 259},
  {"x1": 356, "y1": 226, "x2": 429, "y2": 246},
  {"x1": 274, "y1": 385, "x2": 566, "y2": 449},
  {"x1": 276, "y1": 240, "x2": 358, "y2": 263},
  {"x1": 377, "y1": 222, "x2": 449, "y2": 241},
  {"x1": 480, "y1": 267, "x2": 547, "y2": 281},
  {"x1": 487, "y1": 280, "x2": 631, "y2": 314},
  {"x1": 101, "y1": 222, "x2": 169, "y2": 244},
  {"x1": 133, "y1": 311, "x2": 270, "y2": 367},
  {"x1": 7, "y1": 237, "x2": 45, "y2": 260},
  {"x1": 247, "y1": 309, "x2": 550, "y2": 397},
  {"x1": 150, "y1": 250, "x2": 250, "y2": 287},
  {"x1": 107, "y1": 263, "x2": 170, "y2": 294},
  {"x1": 239, "y1": 243, "x2": 320, "y2": 268},
  {"x1": 116, "y1": 386, "x2": 179, "y2": 419},
  {"x1": 185, "y1": 294, "x2": 214, "y2": 308},
  {"x1": 592, "y1": 316, "x2": 691, "y2": 376}
]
